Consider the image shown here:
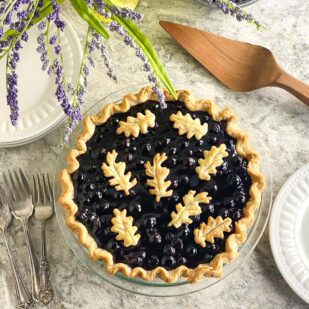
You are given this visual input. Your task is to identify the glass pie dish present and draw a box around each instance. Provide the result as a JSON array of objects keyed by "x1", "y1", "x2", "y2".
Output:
[{"x1": 54, "y1": 83, "x2": 272, "y2": 296}]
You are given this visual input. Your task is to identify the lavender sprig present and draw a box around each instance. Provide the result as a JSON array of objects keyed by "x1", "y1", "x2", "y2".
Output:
[
  {"x1": 89, "y1": 28, "x2": 117, "y2": 81},
  {"x1": 207, "y1": 0, "x2": 262, "y2": 28},
  {"x1": 109, "y1": 20, "x2": 167, "y2": 108},
  {"x1": 3, "y1": 0, "x2": 176, "y2": 142},
  {"x1": 6, "y1": 39, "x2": 23, "y2": 125}
]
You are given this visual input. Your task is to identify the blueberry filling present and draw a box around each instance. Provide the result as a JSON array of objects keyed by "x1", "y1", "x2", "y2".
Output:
[{"x1": 72, "y1": 100, "x2": 251, "y2": 270}]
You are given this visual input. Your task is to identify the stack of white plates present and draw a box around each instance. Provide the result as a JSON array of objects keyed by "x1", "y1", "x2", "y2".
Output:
[{"x1": 0, "y1": 19, "x2": 82, "y2": 147}]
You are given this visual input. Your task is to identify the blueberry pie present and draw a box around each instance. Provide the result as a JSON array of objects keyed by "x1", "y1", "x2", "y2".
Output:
[{"x1": 59, "y1": 87, "x2": 265, "y2": 283}]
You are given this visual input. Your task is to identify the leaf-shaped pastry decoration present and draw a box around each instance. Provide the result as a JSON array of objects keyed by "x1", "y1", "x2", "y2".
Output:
[
  {"x1": 194, "y1": 216, "x2": 232, "y2": 248},
  {"x1": 111, "y1": 209, "x2": 141, "y2": 247},
  {"x1": 196, "y1": 144, "x2": 228, "y2": 181},
  {"x1": 144, "y1": 153, "x2": 173, "y2": 202},
  {"x1": 102, "y1": 150, "x2": 137, "y2": 195},
  {"x1": 168, "y1": 190, "x2": 212, "y2": 228},
  {"x1": 170, "y1": 111, "x2": 208, "y2": 140},
  {"x1": 116, "y1": 109, "x2": 156, "y2": 138}
]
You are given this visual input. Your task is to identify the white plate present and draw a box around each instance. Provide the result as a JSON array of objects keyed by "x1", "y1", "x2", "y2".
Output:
[
  {"x1": 0, "y1": 18, "x2": 82, "y2": 147},
  {"x1": 270, "y1": 163, "x2": 309, "y2": 304}
]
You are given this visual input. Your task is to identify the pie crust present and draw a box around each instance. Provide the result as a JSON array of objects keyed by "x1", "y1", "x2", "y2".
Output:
[{"x1": 59, "y1": 86, "x2": 265, "y2": 283}]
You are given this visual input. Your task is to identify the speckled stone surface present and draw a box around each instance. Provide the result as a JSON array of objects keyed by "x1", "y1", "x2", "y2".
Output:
[{"x1": 1, "y1": 0, "x2": 309, "y2": 308}]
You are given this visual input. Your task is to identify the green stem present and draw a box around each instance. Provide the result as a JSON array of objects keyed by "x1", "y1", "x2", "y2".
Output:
[{"x1": 72, "y1": 26, "x2": 90, "y2": 108}]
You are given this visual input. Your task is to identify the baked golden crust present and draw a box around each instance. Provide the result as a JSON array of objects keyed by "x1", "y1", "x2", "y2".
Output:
[{"x1": 59, "y1": 86, "x2": 266, "y2": 283}]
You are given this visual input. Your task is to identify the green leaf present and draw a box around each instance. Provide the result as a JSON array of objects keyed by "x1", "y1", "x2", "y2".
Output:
[
  {"x1": 70, "y1": 0, "x2": 109, "y2": 39},
  {"x1": 111, "y1": 15, "x2": 177, "y2": 99}
]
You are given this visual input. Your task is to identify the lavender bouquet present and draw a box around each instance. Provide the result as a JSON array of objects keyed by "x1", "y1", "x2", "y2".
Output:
[{"x1": 0, "y1": 0, "x2": 177, "y2": 140}]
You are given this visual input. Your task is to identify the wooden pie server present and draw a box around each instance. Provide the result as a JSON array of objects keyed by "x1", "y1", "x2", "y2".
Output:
[{"x1": 160, "y1": 21, "x2": 309, "y2": 106}]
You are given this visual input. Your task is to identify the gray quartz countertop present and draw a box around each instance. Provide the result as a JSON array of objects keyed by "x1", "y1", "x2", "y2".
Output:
[{"x1": 1, "y1": 0, "x2": 309, "y2": 308}]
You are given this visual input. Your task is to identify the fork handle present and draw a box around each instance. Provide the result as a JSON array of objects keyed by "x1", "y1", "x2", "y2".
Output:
[
  {"x1": 38, "y1": 222, "x2": 54, "y2": 305},
  {"x1": 22, "y1": 219, "x2": 40, "y2": 302},
  {"x1": 3, "y1": 230, "x2": 33, "y2": 309},
  {"x1": 273, "y1": 70, "x2": 309, "y2": 106}
]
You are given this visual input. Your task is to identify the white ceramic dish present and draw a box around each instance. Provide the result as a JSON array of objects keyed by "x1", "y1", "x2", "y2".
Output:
[
  {"x1": 0, "y1": 18, "x2": 82, "y2": 147},
  {"x1": 270, "y1": 163, "x2": 309, "y2": 304}
]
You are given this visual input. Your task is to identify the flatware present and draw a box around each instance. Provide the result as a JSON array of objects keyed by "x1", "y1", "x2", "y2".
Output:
[
  {"x1": 0, "y1": 186, "x2": 33, "y2": 309},
  {"x1": 3, "y1": 169, "x2": 40, "y2": 302},
  {"x1": 33, "y1": 174, "x2": 54, "y2": 305},
  {"x1": 160, "y1": 21, "x2": 309, "y2": 106}
]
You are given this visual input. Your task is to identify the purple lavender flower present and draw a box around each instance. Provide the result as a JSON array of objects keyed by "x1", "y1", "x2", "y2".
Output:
[
  {"x1": 21, "y1": 31, "x2": 28, "y2": 42},
  {"x1": 6, "y1": 40, "x2": 23, "y2": 126},
  {"x1": 38, "y1": 20, "x2": 46, "y2": 30},
  {"x1": 55, "y1": 45, "x2": 61, "y2": 54},
  {"x1": 108, "y1": 5, "x2": 143, "y2": 23},
  {"x1": 208, "y1": 0, "x2": 261, "y2": 28},
  {"x1": 49, "y1": 35, "x2": 57, "y2": 45}
]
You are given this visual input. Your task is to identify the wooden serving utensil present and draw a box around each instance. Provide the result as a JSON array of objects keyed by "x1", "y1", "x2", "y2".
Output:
[{"x1": 160, "y1": 21, "x2": 309, "y2": 106}]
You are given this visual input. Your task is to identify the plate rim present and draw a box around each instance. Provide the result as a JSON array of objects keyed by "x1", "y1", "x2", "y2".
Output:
[{"x1": 269, "y1": 163, "x2": 309, "y2": 304}]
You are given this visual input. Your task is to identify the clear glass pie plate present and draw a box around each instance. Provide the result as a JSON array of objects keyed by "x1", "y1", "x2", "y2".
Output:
[{"x1": 53, "y1": 83, "x2": 273, "y2": 297}]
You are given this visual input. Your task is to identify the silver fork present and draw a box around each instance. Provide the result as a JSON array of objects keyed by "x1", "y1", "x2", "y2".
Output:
[
  {"x1": 0, "y1": 186, "x2": 33, "y2": 309},
  {"x1": 3, "y1": 169, "x2": 40, "y2": 302},
  {"x1": 32, "y1": 174, "x2": 54, "y2": 305}
]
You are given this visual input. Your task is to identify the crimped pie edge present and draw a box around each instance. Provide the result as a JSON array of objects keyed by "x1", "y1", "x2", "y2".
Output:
[{"x1": 59, "y1": 86, "x2": 266, "y2": 283}]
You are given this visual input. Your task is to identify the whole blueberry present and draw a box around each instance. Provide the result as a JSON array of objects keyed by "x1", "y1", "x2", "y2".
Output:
[
  {"x1": 223, "y1": 197, "x2": 236, "y2": 208},
  {"x1": 186, "y1": 244, "x2": 198, "y2": 257},
  {"x1": 148, "y1": 255, "x2": 160, "y2": 268},
  {"x1": 185, "y1": 157, "x2": 196, "y2": 167},
  {"x1": 180, "y1": 176, "x2": 190, "y2": 185},
  {"x1": 233, "y1": 155, "x2": 245, "y2": 166},
  {"x1": 142, "y1": 143, "x2": 152, "y2": 155},
  {"x1": 233, "y1": 191, "x2": 247, "y2": 204},
  {"x1": 205, "y1": 203, "x2": 215, "y2": 214},
  {"x1": 211, "y1": 123, "x2": 221, "y2": 133},
  {"x1": 226, "y1": 173, "x2": 242, "y2": 188},
  {"x1": 163, "y1": 244, "x2": 176, "y2": 256},
  {"x1": 148, "y1": 232, "x2": 162, "y2": 244},
  {"x1": 167, "y1": 156, "x2": 177, "y2": 168},
  {"x1": 107, "y1": 239, "x2": 120, "y2": 251},
  {"x1": 178, "y1": 226, "x2": 190, "y2": 239},
  {"x1": 181, "y1": 140, "x2": 190, "y2": 148},
  {"x1": 123, "y1": 138, "x2": 130, "y2": 148},
  {"x1": 123, "y1": 152, "x2": 133, "y2": 163},
  {"x1": 129, "y1": 201, "x2": 142, "y2": 214},
  {"x1": 98, "y1": 200, "x2": 110, "y2": 212},
  {"x1": 144, "y1": 216, "x2": 157, "y2": 228},
  {"x1": 206, "y1": 243, "x2": 218, "y2": 254},
  {"x1": 165, "y1": 232, "x2": 177, "y2": 243},
  {"x1": 170, "y1": 147, "x2": 177, "y2": 155},
  {"x1": 170, "y1": 179, "x2": 179, "y2": 189},
  {"x1": 232, "y1": 209, "x2": 243, "y2": 221},
  {"x1": 218, "y1": 208, "x2": 229, "y2": 219},
  {"x1": 203, "y1": 253, "x2": 213, "y2": 262},
  {"x1": 177, "y1": 256, "x2": 187, "y2": 265},
  {"x1": 161, "y1": 256, "x2": 176, "y2": 268},
  {"x1": 130, "y1": 146, "x2": 137, "y2": 153},
  {"x1": 196, "y1": 139, "x2": 204, "y2": 146}
]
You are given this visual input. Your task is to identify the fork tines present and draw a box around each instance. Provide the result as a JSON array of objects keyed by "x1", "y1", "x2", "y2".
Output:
[
  {"x1": 33, "y1": 174, "x2": 53, "y2": 205},
  {"x1": 3, "y1": 168, "x2": 32, "y2": 203}
]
